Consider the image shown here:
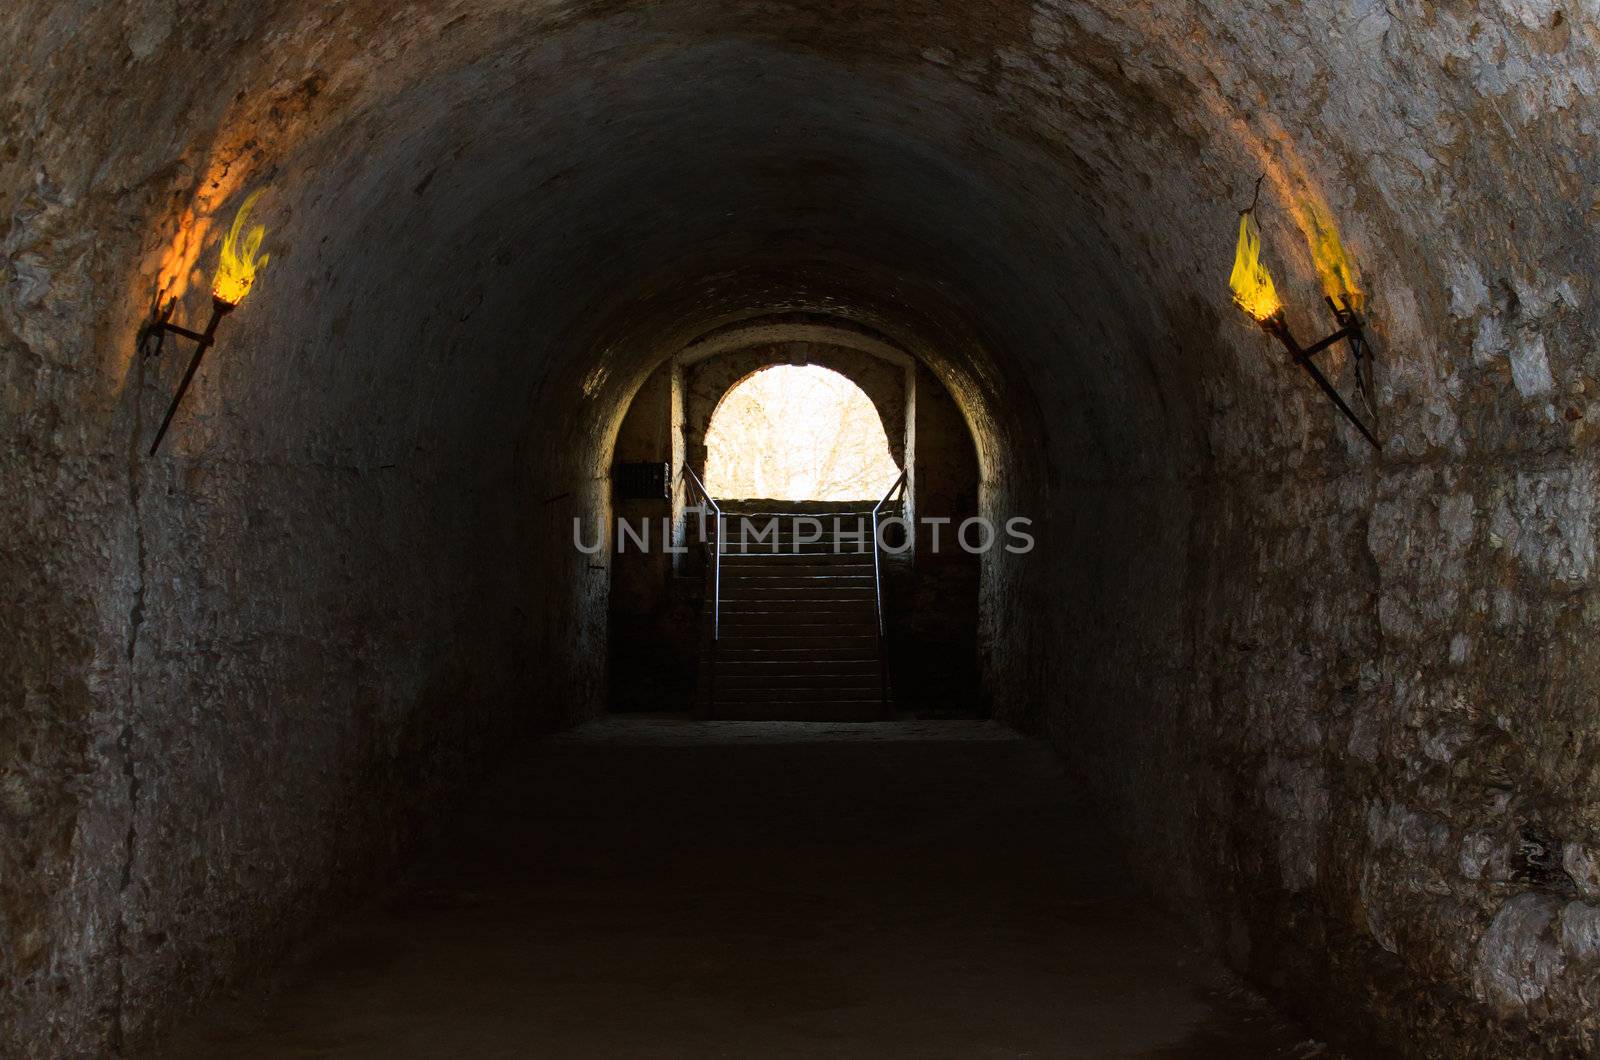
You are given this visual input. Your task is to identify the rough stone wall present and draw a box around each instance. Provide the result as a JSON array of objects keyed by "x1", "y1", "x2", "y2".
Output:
[
  {"x1": 610, "y1": 360, "x2": 676, "y2": 618},
  {"x1": 890, "y1": 362, "x2": 983, "y2": 716},
  {"x1": 2, "y1": 206, "x2": 598, "y2": 1056},
  {"x1": 1042, "y1": 448, "x2": 1600, "y2": 1057},
  {"x1": 2, "y1": 3, "x2": 618, "y2": 1050},
  {"x1": 608, "y1": 361, "x2": 694, "y2": 712},
  {"x1": 4, "y1": 0, "x2": 1600, "y2": 1055}
]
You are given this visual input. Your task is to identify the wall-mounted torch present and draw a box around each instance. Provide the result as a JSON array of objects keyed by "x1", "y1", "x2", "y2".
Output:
[
  {"x1": 142, "y1": 189, "x2": 270, "y2": 455},
  {"x1": 1228, "y1": 186, "x2": 1380, "y2": 450}
]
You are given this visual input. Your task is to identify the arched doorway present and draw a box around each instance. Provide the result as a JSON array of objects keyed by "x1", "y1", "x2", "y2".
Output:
[
  {"x1": 607, "y1": 334, "x2": 982, "y2": 720},
  {"x1": 704, "y1": 364, "x2": 901, "y2": 501}
]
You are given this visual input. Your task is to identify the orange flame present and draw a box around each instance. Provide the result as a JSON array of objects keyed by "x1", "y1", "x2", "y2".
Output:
[
  {"x1": 211, "y1": 189, "x2": 270, "y2": 305},
  {"x1": 1229, "y1": 212, "x2": 1281, "y2": 322}
]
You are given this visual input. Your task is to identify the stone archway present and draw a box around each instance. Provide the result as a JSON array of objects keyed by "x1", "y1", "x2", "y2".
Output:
[
  {"x1": 607, "y1": 320, "x2": 984, "y2": 719},
  {"x1": 684, "y1": 341, "x2": 911, "y2": 485},
  {"x1": 701, "y1": 363, "x2": 902, "y2": 501}
]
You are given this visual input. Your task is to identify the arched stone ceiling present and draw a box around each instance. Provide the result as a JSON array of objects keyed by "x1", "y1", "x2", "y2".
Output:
[{"x1": 19, "y1": 0, "x2": 1588, "y2": 488}]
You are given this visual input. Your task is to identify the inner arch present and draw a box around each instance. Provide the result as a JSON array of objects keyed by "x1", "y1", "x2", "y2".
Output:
[{"x1": 704, "y1": 364, "x2": 902, "y2": 501}]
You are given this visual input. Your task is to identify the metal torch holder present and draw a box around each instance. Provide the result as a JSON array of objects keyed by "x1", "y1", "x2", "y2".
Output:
[
  {"x1": 140, "y1": 295, "x2": 235, "y2": 455},
  {"x1": 1259, "y1": 297, "x2": 1380, "y2": 450}
]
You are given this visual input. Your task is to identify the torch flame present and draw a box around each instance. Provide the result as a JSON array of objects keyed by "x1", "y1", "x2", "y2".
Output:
[
  {"x1": 211, "y1": 189, "x2": 270, "y2": 306},
  {"x1": 1310, "y1": 213, "x2": 1362, "y2": 312},
  {"x1": 1229, "y1": 211, "x2": 1281, "y2": 323}
]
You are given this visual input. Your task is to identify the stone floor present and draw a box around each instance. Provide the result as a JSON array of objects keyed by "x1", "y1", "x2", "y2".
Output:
[{"x1": 158, "y1": 719, "x2": 1329, "y2": 1058}]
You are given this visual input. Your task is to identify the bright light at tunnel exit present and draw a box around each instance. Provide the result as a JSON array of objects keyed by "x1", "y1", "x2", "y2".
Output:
[{"x1": 704, "y1": 364, "x2": 902, "y2": 501}]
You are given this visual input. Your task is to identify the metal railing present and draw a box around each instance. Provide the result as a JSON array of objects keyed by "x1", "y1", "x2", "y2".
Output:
[
  {"x1": 681, "y1": 465, "x2": 722, "y2": 640},
  {"x1": 871, "y1": 470, "x2": 908, "y2": 714},
  {"x1": 870, "y1": 470, "x2": 908, "y2": 638}
]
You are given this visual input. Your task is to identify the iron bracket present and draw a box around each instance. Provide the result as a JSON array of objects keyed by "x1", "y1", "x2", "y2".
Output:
[
  {"x1": 1259, "y1": 303, "x2": 1381, "y2": 451},
  {"x1": 140, "y1": 295, "x2": 235, "y2": 455}
]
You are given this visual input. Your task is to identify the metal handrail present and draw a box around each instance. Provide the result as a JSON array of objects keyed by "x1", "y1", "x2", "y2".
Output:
[
  {"x1": 681, "y1": 465, "x2": 723, "y2": 640},
  {"x1": 870, "y1": 470, "x2": 908, "y2": 638}
]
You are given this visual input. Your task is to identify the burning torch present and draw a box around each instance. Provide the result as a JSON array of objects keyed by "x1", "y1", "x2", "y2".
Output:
[
  {"x1": 143, "y1": 189, "x2": 270, "y2": 455},
  {"x1": 1228, "y1": 183, "x2": 1380, "y2": 451}
]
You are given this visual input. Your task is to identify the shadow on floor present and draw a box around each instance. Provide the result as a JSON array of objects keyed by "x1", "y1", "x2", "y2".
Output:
[{"x1": 157, "y1": 719, "x2": 1333, "y2": 1059}]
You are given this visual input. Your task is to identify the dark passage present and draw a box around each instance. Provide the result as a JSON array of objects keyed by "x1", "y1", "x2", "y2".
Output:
[{"x1": 162, "y1": 721, "x2": 1317, "y2": 1058}]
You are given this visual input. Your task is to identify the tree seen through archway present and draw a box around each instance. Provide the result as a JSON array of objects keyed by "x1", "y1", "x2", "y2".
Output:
[{"x1": 703, "y1": 365, "x2": 901, "y2": 501}]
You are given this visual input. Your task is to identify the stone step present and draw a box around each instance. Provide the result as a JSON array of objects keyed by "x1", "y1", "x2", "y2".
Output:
[
  {"x1": 712, "y1": 650, "x2": 879, "y2": 664},
  {"x1": 721, "y1": 573, "x2": 875, "y2": 585},
  {"x1": 693, "y1": 512, "x2": 891, "y2": 715},
  {"x1": 708, "y1": 700, "x2": 888, "y2": 722},
  {"x1": 704, "y1": 524, "x2": 878, "y2": 535},
  {"x1": 719, "y1": 589, "x2": 875, "y2": 599},
  {"x1": 694, "y1": 541, "x2": 883, "y2": 557},
  {"x1": 721, "y1": 559, "x2": 875, "y2": 574},
  {"x1": 717, "y1": 623, "x2": 878, "y2": 638},
  {"x1": 716, "y1": 685, "x2": 882, "y2": 701},
  {"x1": 720, "y1": 610, "x2": 876, "y2": 621},
  {"x1": 714, "y1": 509, "x2": 877, "y2": 519},
  {"x1": 720, "y1": 602, "x2": 876, "y2": 618},
  {"x1": 723, "y1": 548, "x2": 875, "y2": 560},
  {"x1": 715, "y1": 644, "x2": 879, "y2": 659},
  {"x1": 717, "y1": 625, "x2": 875, "y2": 633},
  {"x1": 719, "y1": 618, "x2": 876, "y2": 631},
  {"x1": 715, "y1": 673, "x2": 882, "y2": 690},
  {"x1": 702, "y1": 544, "x2": 876, "y2": 555},
  {"x1": 688, "y1": 531, "x2": 878, "y2": 545},
  {"x1": 711, "y1": 654, "x2": 878, "y2": 667},
  {"x1": 716, "y1": 646, "x2": 883, "y2": 666},
  {"x1": 721, "y1": 586, "x2": 875, "y2": 601},
  {"x1": 713, "y1": 659, "x2": 880, "y2": 676}
]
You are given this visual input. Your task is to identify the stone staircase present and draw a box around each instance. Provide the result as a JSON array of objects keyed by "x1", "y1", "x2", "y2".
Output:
[{"x1": 693, "y1": 502, "x2": 890, "y2": 721}]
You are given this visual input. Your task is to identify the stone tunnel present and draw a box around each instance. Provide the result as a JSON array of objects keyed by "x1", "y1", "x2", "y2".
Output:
[{"x1": 4, "y1": 1, "x2": 1600, "y2": 1056}]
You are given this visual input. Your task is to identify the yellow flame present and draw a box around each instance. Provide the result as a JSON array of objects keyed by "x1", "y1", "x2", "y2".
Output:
[
  {"x1": 1308, "y1": 209, "x2": 1362, "y2": 312},
  {"x1": 211, "y1": 189, "x2": 270, "y2": 305},
  {"x1": 1229, "y1": 211, "x2": 1281, "y2": 322}
]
